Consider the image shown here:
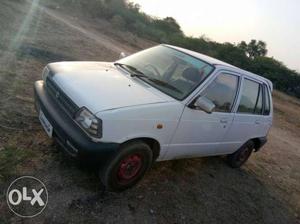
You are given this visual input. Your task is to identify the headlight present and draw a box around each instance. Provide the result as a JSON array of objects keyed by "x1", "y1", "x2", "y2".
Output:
[
  {"x1": 75, "y1": 107, "x2": 102, "y2": 139},
  {"x1": 42, "y1": 66, "x2": 50, "y2": 82}
]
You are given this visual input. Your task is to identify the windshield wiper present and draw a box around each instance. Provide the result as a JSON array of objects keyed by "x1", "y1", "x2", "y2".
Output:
[
  {"x1": 147, "y1": 78, "x2": 183, "y2": 94},
  {"x1": 114, "y1": 62, "x2": 182, "y2": 94},
  {"x1": 114, "y1": 62, "x2": 144, "y2": 77}
]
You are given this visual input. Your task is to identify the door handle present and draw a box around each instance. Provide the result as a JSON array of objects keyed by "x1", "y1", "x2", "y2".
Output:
[
  {"x1": 220, "y1": 118, "x2": 228, "y2": 124},
  {"x1": 255, "y1": 120, "x2": 261, "y2": 124}
]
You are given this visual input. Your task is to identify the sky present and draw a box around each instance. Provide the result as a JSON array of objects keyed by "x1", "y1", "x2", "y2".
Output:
[{"x1": 131, "y1": 0, "x2": 300, "y2": 72}]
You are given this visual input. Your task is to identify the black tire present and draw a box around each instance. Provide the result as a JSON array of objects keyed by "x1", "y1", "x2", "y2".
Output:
[
  {"x1": 227, "y1": 140, "x2": 254, "y2": 168},
  {"x1": 100, "y1": 141, "x2": 153, "y2": 192}
]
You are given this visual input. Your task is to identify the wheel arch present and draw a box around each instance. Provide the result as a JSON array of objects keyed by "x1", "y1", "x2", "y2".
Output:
[
  {"x1": 250, "y1": 137, "x2": 268, "y2": 151},
  {"x1": 121, "y1": 137, "x2": 161, "y2": 161}
]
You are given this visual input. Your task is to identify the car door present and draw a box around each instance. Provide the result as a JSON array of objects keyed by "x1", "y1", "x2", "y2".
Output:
[
  {"x1": 223, "y1": 77, "x2": 269, "y2": 154},
  {"x1": 166, "y1": 72, "x2": 240, "y2": 160}
]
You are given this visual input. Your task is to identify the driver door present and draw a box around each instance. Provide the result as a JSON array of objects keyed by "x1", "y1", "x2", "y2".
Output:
[{"x1": 166, "y1": 72, "x2": 240, "y2": 159}]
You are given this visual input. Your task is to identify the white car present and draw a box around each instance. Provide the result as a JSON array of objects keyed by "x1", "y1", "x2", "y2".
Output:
[{"x1": 34, "y1": 45, "x2": 273, "y2": 191}]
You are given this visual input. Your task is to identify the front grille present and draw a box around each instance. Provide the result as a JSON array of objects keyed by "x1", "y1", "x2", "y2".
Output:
[{"x1": 46, "y1": 77, "x2": 79, "y2": 117}]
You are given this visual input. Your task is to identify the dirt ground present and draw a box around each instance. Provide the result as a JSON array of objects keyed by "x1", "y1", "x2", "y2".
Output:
[{"x1": 0, "y1": 1, "x2": 299, "y2": 223}]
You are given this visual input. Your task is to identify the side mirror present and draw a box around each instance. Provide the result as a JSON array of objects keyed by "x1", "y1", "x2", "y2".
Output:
[
  {"x1": 194, "y1": 96, "x2": 215, "y2": 113},
  {"x1": 119, "y1": 52, "x2": 127, "y2": 59}
]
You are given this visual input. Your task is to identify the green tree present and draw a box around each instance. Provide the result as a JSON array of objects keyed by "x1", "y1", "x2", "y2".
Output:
[
  {"x1": 238, "y1": 39, "x2": 267, "y2": 59},
  {"x1": 154, "y1": 17, "x2": 183, "y2": 36}
]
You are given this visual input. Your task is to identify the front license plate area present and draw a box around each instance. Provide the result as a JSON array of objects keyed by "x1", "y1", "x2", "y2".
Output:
[{"x1": 39, "y1": 110, "x2": 53, "y2": 137}]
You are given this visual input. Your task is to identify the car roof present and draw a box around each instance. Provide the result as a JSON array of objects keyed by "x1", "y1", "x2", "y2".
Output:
[{"x1": 163, "y1": 44, "x2": 273, "y2": 91}]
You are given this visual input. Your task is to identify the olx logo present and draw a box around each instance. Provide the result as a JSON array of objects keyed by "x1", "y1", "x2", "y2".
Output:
[
  {"x1": 6, "y1": 176, "x2": 48, "y2": 218},
  {"x1": 8, "y1": 187, "x2": 45, "y2": 206}
]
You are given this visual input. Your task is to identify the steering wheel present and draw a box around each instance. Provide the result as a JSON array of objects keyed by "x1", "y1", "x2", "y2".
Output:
[{"x1": 144, "y1": 64, "x2": 161, "y2": 78}]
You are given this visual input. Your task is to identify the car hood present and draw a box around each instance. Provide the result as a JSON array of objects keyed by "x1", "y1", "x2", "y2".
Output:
[{"x1": 48, "y1": 61, "x2": 170, "y2": 113}]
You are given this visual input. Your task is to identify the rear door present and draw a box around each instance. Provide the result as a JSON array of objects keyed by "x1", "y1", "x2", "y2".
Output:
[{"x1": 224, "y1": 77, "x2": 269, "y2": 153}]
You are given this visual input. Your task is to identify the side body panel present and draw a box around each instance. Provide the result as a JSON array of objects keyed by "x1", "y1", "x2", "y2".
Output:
[
  {"x1": 97, "y1": 102, "x2": 184, "y2": 160},
  {"x1": 163, "y1": 68, "x2": 273, "y2": 160},
  {"x1": 96, "y1": 66, "x2": 273, "y2": 161}
]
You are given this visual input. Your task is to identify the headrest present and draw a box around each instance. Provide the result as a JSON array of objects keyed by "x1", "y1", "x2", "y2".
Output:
[{"x1": 182, "y1": 67, "x2": 201, "y2": 83}]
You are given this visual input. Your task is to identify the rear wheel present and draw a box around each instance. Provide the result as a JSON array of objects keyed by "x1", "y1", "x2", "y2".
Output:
[
  {"x1": 100, "y1": 141, "x2": 153, "y2": 192},
  {"x1": 227, "y1": 140, "x2": 254, "y2": 168}
]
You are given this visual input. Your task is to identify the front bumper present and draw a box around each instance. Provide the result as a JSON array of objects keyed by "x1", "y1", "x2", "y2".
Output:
[{"x1": 34, "y1": 80, "x2": 119, "y2": 164}]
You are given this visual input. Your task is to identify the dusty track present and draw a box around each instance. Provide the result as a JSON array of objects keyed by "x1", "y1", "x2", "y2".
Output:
[
  {"x1": 38, "y1": 4, "x2": 130, "y2": 54},
  {"x1": 0, "y1": 1, "x2": 299, "y2": 223}
]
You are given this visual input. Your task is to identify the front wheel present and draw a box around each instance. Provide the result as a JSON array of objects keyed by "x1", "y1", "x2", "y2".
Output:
[
  {"x1": 227, "y1": 140, "x2": 254, "y2": 168},
  {"x1": 100, "y1": 141, "x2": 153, "y2": 192}
]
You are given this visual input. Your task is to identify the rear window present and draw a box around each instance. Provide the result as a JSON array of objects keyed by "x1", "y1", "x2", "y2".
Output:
[{"x1": 238, "y1": 79, "x2": 263, "y2": 114}]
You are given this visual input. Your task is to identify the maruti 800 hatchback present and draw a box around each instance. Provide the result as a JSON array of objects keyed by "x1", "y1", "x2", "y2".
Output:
[{"x1": 34, "y1": 45, "x2": 273, "y2": 191}]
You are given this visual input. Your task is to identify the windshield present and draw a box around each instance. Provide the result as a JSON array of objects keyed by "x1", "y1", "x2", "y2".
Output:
[{"x1": 117, "y1": 45, "x2": 214, "y2": 100}]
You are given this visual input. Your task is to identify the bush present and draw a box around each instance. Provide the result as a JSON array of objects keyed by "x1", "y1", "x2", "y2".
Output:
[{"x1": 110, "y1": 15, "x2": 126, "y2": 30}]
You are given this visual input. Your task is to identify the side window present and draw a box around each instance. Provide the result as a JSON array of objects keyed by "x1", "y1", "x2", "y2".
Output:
[
  {"x1": 238, "y1": 79, "x2": 263, "y2": 114},
  {"x1": 202, "y1": 73, "x2": 239, "y2": 113},
  {"x1": 263, "y1": 85, "x2": 271, "y2": 115}
]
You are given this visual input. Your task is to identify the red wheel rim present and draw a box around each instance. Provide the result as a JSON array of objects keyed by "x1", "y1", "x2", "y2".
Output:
[{"x1": 117, "y1": 154, "x2": 142, "y2": 184}]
